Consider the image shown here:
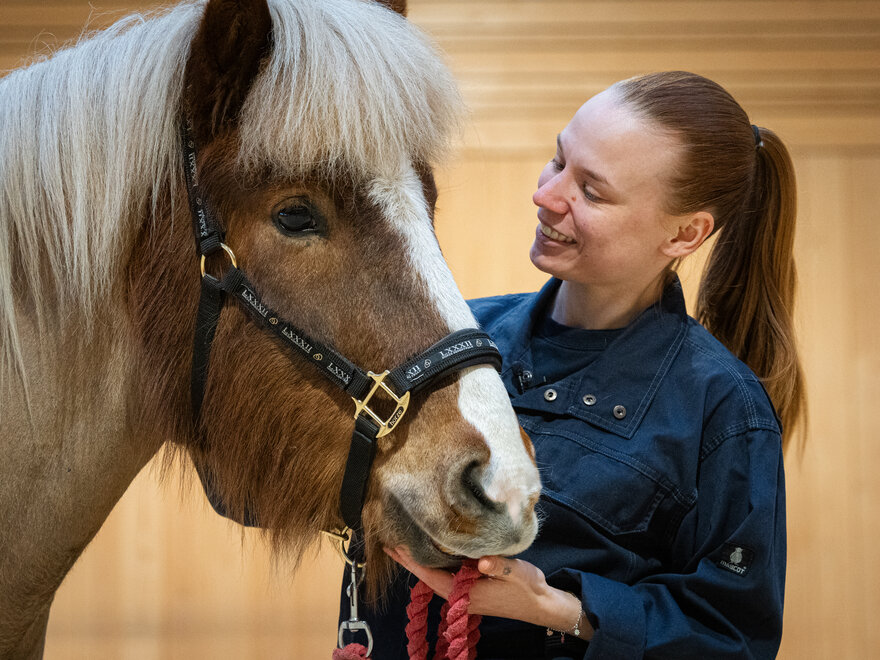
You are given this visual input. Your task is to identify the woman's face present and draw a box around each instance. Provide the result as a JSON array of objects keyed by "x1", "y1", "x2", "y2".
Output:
[{"x1": 529, "y1": 89, "x2": 685, "y2": 291}]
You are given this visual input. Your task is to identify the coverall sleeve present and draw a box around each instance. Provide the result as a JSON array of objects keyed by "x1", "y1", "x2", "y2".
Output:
[{"x1": 550, "y1": 428, "x2": 786, "y2": 660}]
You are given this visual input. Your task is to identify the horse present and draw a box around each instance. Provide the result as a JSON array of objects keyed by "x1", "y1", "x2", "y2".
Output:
[{"x1": 0, "y1": 0, "x2": 541, "y2": 656}]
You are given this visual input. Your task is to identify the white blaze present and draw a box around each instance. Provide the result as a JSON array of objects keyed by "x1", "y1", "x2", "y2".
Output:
[{"x1": 369, "y1": 165, "x2": 540, "y2": 524}]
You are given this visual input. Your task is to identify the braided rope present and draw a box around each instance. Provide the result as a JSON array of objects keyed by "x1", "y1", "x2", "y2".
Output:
[
  {"x1": 405, "y1": 579, "x2": 435, "y2": 660},
  {"x1": 332, "y1": 643, "x2": 370, "y2": 660},
  {"x1": 438, "y1": 561, "x2": 482, "y2": 660},
  {"x1": 406, "y1": 560, "x2": 482, "y2": 660},
  {"x1": 433, "y1": 600, "x2": 451, "y2": 660}
]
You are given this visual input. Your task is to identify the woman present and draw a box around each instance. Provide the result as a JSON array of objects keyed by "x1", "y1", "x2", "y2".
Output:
[{"x1": 361, "y1": 71, "x2": 805, "y2": 659}]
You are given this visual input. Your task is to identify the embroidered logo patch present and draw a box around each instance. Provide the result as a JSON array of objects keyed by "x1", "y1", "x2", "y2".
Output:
[{"x1": 717, "y1": 543, "x2": 755, "y2": 577}]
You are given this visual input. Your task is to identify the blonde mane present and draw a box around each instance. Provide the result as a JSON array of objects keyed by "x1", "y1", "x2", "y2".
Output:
[{"x1": 0, "y1": 0, "x2": 463, "y2": 388}]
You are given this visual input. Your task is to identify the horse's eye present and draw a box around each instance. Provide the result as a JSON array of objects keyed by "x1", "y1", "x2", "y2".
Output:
[{"x1": 272, "y1": 201, "x2": 319, "y2": 235}]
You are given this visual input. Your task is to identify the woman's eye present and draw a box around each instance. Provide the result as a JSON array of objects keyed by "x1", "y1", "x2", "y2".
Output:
[
  {"x1": 273, "y1": 202, "x2": 318, "y2": 235},
  {"x1": 551, "y1": 158, "x2": 564, "y2": 171},
  {"x1": 583, "y1": 186, "x2": 600, "y2": 203}
]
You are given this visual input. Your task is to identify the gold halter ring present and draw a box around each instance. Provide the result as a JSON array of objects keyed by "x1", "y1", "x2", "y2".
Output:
[
  {"x1": 322, "y1": 527, "x2": 365, "y2": 568},
  {"x1": 200, "y1": 242, "x2": 237, "y2": 278}
]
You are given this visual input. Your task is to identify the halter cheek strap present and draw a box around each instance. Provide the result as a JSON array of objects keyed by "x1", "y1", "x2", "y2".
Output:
[{"x1": 180, "y1": 120, "x2": 503, "y2": 530}]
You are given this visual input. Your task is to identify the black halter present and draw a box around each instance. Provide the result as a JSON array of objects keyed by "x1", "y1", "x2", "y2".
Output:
[{"x1": 180, "y1": 121, "x2": 502, "y2": 530}]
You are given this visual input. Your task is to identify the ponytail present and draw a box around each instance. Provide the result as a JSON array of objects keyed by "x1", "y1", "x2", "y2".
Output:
[
  {"x1": 616, "y1": 72, "x2": 806, "y2": 450},
  {"x1": 696, "y1": 128, "x2": 806, "y2": 450}
]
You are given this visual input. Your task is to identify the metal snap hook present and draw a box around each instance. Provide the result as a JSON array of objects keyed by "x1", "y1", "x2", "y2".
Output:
[{"x1": 338, "y1": 558, "x2": 373, "y2": 655}]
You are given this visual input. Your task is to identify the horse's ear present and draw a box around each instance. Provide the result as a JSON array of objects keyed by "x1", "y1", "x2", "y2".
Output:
[
  {"x1": 376, "y1": 0, "x2": 407, "y2": 16},
  {"x1": 184, "y1": 0, "x2": 272, "y2": 142}
]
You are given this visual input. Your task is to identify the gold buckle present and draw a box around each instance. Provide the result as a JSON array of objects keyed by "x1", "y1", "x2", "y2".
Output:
[{"x1": 351, "y1": 370, "x2": 410, "y2": 438}]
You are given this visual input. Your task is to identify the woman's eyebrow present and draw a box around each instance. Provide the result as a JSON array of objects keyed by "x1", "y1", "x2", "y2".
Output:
[{"x1": 558, "y1": 135, "x2": 610, "y2": 187}]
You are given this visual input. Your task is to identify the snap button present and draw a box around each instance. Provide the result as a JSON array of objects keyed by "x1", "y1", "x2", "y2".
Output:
[
  {"x1": 613, "y1": 405, "x2": 627, "y2": 419},
  {"x1": 544, "y1": 388, "x2": 558, "y2": 402},
  {"x1": 582, "y1": 394, "x2": 597, "y2": 406}
]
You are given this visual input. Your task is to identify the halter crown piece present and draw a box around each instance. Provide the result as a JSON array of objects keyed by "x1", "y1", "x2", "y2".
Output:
[{"x1": 181, "y1": 119, "x2": 502, "y2": 657}]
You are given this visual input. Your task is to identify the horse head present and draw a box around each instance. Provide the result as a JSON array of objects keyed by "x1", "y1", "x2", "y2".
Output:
[{"x1": 125, "y1": 0, "x2": 540, "y2": 588}]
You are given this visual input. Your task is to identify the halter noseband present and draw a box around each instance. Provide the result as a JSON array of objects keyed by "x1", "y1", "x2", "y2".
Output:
[{"x1": 180, "y1": 120, "x2": 503, "y2": 531}]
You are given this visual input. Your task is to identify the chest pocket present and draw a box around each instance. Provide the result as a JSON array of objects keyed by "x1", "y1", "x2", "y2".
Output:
[{"x1": 523, "y1": 420, "x2": 690, "y2": 538}]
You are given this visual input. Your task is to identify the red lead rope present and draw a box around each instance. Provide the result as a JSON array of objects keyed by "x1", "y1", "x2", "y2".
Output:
[
  {"x1": 334, "y1": 560, "x2": 483, "y2": 660},
  {"x1": 406, "y1": 560, "x2": 482, "y2": 660},
  {"x1": 332, "y1": 644, "x2": 370, "y2": 660}
]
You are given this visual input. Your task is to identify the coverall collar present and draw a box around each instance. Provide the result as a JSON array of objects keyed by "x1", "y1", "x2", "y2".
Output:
[{"x1": 497, "y1": 275, "x2": 689, "y2": 439}]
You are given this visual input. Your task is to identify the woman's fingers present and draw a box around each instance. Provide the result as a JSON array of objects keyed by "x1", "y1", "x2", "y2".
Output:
[
  {"x1": 385, "y1": 546, "x2": 455, "y2": 598},
  {"x1": 385, "y1": 547, "x2": 559, "y2": 625},
  {"x1": 478, "y1": 555, "x2": 513, "y2": 577}
]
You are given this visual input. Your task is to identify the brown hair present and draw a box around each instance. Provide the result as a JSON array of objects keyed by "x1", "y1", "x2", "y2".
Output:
[{"x1": 616, "y1": 71, "x2": 806, "y2": 451}]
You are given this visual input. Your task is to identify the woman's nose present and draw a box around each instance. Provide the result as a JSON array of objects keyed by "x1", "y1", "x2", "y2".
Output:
[{"x1": 532, "y1": 172, "x2": 569, "y2": 216}]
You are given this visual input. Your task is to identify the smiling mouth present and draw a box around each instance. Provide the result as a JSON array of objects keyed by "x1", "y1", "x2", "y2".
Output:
[{"x1": 539, "y1": 222, "x2": 575, "y2": 243}]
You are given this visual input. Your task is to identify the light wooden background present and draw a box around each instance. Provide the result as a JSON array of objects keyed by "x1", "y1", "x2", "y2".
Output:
[{"x1": 2, "y1": 1, "x2": 879, "y2": 658}]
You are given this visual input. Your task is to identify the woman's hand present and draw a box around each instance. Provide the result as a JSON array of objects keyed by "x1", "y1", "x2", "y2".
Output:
[{"x1": 385, "y1": 546, "x2": 592, "y2": 639}]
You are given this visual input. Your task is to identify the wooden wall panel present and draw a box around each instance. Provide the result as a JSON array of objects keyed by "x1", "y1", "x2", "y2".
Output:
[
  {"x1": 779, "y1": 154, "x2": 880, "y2": 659},
  {"x1": 2, "y1": 1, "x2": 879, "y2": 658}
]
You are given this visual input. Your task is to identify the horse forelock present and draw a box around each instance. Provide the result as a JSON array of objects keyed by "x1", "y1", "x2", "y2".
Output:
[{"x1": 237, "y1": 0, "x2": 463, "y2": 180}]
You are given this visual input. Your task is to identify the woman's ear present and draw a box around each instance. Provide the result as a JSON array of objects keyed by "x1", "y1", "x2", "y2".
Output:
[
  {"x1": 184, "y1": 0, "x2": 273, "y2": 143},
  {"x1": 662, "y1": 211, "x2": 715, "y2": 259}
]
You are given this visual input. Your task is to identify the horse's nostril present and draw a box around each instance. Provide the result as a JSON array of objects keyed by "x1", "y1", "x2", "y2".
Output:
[{"x1": 462, "y1": 461, "x2": 501, "y2": 513}]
